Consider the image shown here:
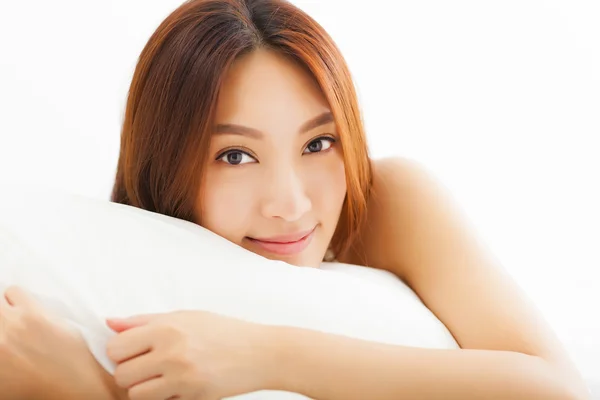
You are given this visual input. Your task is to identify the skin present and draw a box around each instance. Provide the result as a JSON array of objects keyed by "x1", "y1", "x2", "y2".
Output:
[
  {"x1": 106, "y1": 48, "x2": 589, "y2": 398},
  {"x1": 0, "y1": 48, "x2": 590, "y2": 399},
  {"x1": 196, "y1": 48, "x2": 347, "y2": 268},
  {"x1": 0, "y1": 287, "x2": 120, "y2": 400}
]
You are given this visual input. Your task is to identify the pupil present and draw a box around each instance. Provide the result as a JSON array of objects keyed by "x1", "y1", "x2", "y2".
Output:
[
  {"x1": 228, "y1": 152, "x2": 242, "y2": 164},
  {"x1": 309, "y1": 140, "x2": 322, "y2": 152}
]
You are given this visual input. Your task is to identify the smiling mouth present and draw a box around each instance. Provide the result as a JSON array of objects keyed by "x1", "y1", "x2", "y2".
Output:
[{"x1": 245, "y1": 227, "x2": 316, "y2": 256}]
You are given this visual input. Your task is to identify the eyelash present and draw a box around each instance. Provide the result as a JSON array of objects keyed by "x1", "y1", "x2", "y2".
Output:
[{"x1": 215, "y1": 135, "x2": 337, "y2": 165}]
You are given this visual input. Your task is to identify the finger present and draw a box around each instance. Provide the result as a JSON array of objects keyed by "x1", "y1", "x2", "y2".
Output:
[
  {"x1": 114, "y1": 351, "x2": 163, "y2": 389},
  {"x1": 0, "y1": 291, "x2": 11, "y2": 318},
  {"x1": 0, "y1": 291, "x2": 9, "y2": 309},
  {"x1": 4, "y1": 286, "x2": 39, "y2": 311},
  {"x1": 127, "y1": 377, "x2": 175, "y2": 400},
  {"x1": 106, "y1": 313, "x2": 161, "y2": 333},
  {"x1": 107, "y1": 324, "x2": 155, "y2": 364}
]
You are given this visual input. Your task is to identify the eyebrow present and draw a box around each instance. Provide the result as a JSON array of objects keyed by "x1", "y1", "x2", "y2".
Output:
[{"x1": 214, "y1": 111, "x2": 334, "y2": 139}]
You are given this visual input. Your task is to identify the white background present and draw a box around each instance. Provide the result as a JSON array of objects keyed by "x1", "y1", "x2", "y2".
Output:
[{"x1": 0, "y1": 0, "x2": 598, "y2": 381}]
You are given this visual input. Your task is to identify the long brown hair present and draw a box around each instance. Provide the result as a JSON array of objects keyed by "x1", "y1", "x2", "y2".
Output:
[{"x1": 111, "y1": 0, "x2": 372, "y2": 257}]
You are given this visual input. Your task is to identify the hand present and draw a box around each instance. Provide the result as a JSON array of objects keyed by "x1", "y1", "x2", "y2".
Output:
[
  {"x1": 106, "y1": 310, "x2": 278, "y2": 400},
  {"x1": 0, "y1": 286, "x2": 124, "y2": 400}
]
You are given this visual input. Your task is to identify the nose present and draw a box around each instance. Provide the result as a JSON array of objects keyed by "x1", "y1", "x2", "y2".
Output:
[{"x1": 260, "y1": 165, "x2": 312, "y2": 222}]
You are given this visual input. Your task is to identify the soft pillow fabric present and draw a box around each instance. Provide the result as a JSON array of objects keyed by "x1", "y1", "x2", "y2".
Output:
[{"x1": 0, "y1": 185, "x2": 458, "y2": 399}]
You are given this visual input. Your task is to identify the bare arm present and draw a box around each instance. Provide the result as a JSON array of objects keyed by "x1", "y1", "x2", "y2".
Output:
[
  {"x1": 266, "y1": 324, "x2": 587, "y2": 399},
  {"x1": 44, "y1": 364, "x2": 126, "y2": 400},
  {"x1": 0, "y1": 286, "x2": 127, "y2": 400},
  {"x1": 332, "y1": 157, "x2": 589, "y2": 399}
]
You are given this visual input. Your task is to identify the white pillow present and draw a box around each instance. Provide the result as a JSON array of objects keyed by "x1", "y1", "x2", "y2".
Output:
[{"x1": 0, "y1": 185, "x2": 458, "y2": 399}]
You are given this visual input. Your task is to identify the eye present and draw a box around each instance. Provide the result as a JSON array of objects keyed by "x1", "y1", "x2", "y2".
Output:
[
  {"x1": 303, "y1": 136, "x2": 336, "y2": 154},
  {"x1": 216, "y1": 150, "x2": 257, "y2": 165}
]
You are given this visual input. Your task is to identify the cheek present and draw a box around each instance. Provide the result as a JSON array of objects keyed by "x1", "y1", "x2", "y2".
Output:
[
  {"x1": 307, "y1": 153, "x2": 347, "y2": 217},
  {"x1": 197, "y1": 171, "x2": 253, "y2": 242}
]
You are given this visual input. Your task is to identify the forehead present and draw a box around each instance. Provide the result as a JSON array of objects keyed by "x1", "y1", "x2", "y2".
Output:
[{"x1": 214, "y1": 49, "x2": 331, "y2": 132}]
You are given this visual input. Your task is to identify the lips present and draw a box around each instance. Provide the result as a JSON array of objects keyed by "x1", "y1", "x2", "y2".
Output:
[
  {"x1": 251, "y1": 228, "x2": 315, "y2": 243},
  {"x1": 246, "y1": 227, "x2": 316, "y2": 256}
]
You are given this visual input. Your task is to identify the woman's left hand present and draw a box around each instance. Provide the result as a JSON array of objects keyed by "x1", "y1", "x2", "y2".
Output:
[{"x1": 106, "y1": 310, "x2": 279, "y2": 400}]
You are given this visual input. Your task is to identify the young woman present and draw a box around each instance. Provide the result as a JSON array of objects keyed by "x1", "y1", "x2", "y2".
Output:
[{"x1": 0, "y1": 0, "x2": 589, "y2": 399}]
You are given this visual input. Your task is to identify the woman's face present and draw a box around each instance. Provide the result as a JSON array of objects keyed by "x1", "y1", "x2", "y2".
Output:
[{"x1": 196, "y1": 48, "x2": 347, "y2": 268}]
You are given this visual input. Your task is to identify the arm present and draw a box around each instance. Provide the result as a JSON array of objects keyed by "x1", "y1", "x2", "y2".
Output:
[
  {"x1": 266, "y1": 324, "x2": 586, "y2": 400},
  {"x1": 330, "y1": 157, "x2": 589, "y2": 399},
  {"x1": 44, "y1": 365, "x2": 126, "y2": 400},
  {"x1": 0, "y1": 286, "x2": 127, "y2": 400}
]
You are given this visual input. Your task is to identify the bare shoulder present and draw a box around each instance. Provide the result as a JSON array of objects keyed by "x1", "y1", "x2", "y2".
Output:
[
  {"x1": 339, "y1": 156, "x2": 458, "y2": 276},
  {"x1": 340, "y1": 156, "x2": 581, "y2": 378}
]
